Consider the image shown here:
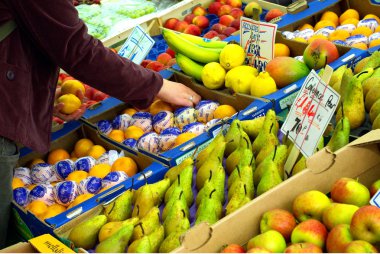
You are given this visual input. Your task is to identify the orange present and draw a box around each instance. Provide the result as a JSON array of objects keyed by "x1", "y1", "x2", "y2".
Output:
[
  {"x1": 42, "y1": 203, "x2": 66, "y2": 220},
  {"x1": 351, "y1": 26, "x2": 373, "y2": 37},
  {"x1": 111, "y1": 157, "x2": 138, "y2": 176},
  {"x1": 341, "y1": 18, "x2": 359, "y2": 26},
  {"x1": 108, "y1": 129, "x2": 125, "y2": 143},
  {"x1": 274, "y1": 43, "x2": 290, "y2": 57},
  {"x1": 376, "y1": 26, "x2": 380, "y2": 33},
  {"x1": 89, "y1": 164, "x2": 111, "y2": 178},
  {"x1": 369, "y1": 38, "x2": 380, "y2": 48},
  {"x1": 364, "y1": 14, "x2": 380, "y2": 24},
  {"x1": 87, "y1": 145, "x2": 106, "y2": 160},
  {"x1": 308, "y1": 35, "x2": 328, "y2": 44},
  {"x1": 321, "y1": 11, "x2": 339, "y2": 27},
  {"x1": 29, "y1": 158, "x2": 45, "y2": 168},
  {"x1": 298, "y1": 23, "x2": 313, "y2": 31},
  {"x1": 47, "y1": 148, "x2": 70, "y2": 165},
  {"x1": 293, "y1": 37, "x2": 308, "y2": 43},
  {"x1": 27, "y1": 200, "x2": 48, "y2": 219},
  {"x1": 339, "y1": 9, "x2": 360, "y2": 24},
  {"x1": 314, "y1": 20, "x2": 336, "y2": 31},
  {"x1": 27, "y1": 184, "x2": 37, "y2": 190},
  {"x1": 67, "y1": 194, "x2": 94, "y2": 210},
  {"x1": 57, "y1": 94, "x2": 82, "y2": 114},
  {"x1": 66, "y1": 170, "x2": 88, "y2": 183},
  {"x1": 74, "y1": 138, "x2": 94, "y2": 158},
  {"x1": 70, "y1": 157, "x2": 78, "y2": 162},
  {"x1": 351, "y1": 42, "x2": 368, "y2": 50},
  {"x1": 12, "y1": 178, "x2": 25, "y2": 189},
  {"x1": 174, "y1": 133, "x2": 197, "y2": 147},
  {"x1": 61, "y1": 80, "x2": 85, "y2": 95},
  {"x1": 149, "y1": 100, "x2": 174, "y2": 115},
  {"x1": 124, "y1": 126, "x2": 145, "y2": 140},
  {"x1": 122, "y1": 108, "x2": 138, "y2": 116},
  {"x1": 213, "y1": 105, "x2": 237, "y2": 119},
  {"x1": 328, "y1": 30, "x2": 351, "y2": 41}
]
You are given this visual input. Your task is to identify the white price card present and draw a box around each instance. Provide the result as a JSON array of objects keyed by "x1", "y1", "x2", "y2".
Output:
[
  {"x1": 118, "y1": 25, "x2": 155, "y2": 65},
  {"x1": 240, "y1": 17, "x2": 277, "y2": 72},
  {"x1": 281, "y1": 69, "x2": 340, "y2": 158},
  {"x1": 370, "y1": 189, "x2": 380, "y2": 207}
]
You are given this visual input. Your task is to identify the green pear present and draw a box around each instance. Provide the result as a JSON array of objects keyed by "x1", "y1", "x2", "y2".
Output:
[
  {"x1": 361, "y1": 51, "x2": 380, "y2": 71},
  {"x1": 255, "y1": 141, "x2": 276, "y2": 165},
  {"x1": 225, "y1": 183, "x2": 251, "y2": 216},
  {"x1": 228, "y1": 164, "x2": 254, "y2": 201},
  {"x1": 224, "y1": 119, "x2": 242, "y2": 157},
  {"x1": 373, "y1": 113, "x2": 380, "y2": 129},
  {"x1": 98, "y1": 217, "x2": 139, "y2": 242},
  {"x1": 127, "y1": 235, "x2": 151, "y2": 253},
  {"x1": 132, "y1": 183, "x2": 155, "y2": 218},
  {"x1": 228, "y1": 155, "x2": 255, "y2": 189},
  {"x1": 256, "y1": 152, "x2": 283, "y2": 196},
  {"x1": 165, "y1": 165, "x2": 193, "y2": 207},
  {"x1": 95, "y1": 223, "x2": 134, "y2": 253},
  {"x1": 241, "y1": 116, "x2": 265, "y2": 139},
  {"x1": 104, "y1": 188, "x2": 134, "y2": 222},
  {"x1": 196, "y1": 166, "x2": 225, "y2": 206},
  {"x1": 159, "y1": 231, "x2": 183, "y2": 253},
  {"x1": 329, "y1": 65, "x2": 347, "y2": 87},
  {"x1": 150, "y1": 178, "x2": 171, "y2": 205},
  {"x1": 370, "y1": 98, "x2": 380, "y2": 123},
  {"x1": 68, "y1": 215, "x2": 107, "y2": 249},
  {"x1": 338, "y1": 67, "x2": 353, "y2": 99},
  {"x1": 225, "y1": 133, "x2": 252, "y2": 175},
  {"x1": 164, "y1": 157, "x2": 193, "y2": 183},
  {"x1": 163, "y1": 191, "x2": 190, "y2": 236},
  {"x1": 363, "y1": 77, "x2": 380, "y2": 97},
  {"x1": 195, "y1": 189, "x2": 223, "y2": 225},
  {"x1": 291, "y1": 156, "x2": 306, "y2": 176},
  {"x1": 254, "y1": 145, "x2": 287, "y2": 185},
  {"x1": 365, "y1": 82, "x2": 380, "y2": 112},
  {"x1": 162, "y1": 187, "x2": 188, "y2": 221},
  {"x1": 327, "y1": 116, "x2": 350, "y2": 152},
  {"x1": 195, "y1": 134, "x2": 224, "y2": 169},
  {"x1": 252, "y1": 109, "x2": 278, "y2": 156},
  {"x1": 132, "y1": 207, "x2": 161, "y2": 241}
]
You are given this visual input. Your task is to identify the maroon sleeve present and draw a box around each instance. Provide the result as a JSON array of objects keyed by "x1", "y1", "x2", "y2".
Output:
[{"x1": 6, "y1": 0, "x2": 162, "y2": 109}]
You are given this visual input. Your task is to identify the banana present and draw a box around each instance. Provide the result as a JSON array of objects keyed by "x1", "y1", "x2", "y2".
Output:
[
  {"x1": 176, "y1": 31, "x2": 227, "y2": 49},
  {"x1": 175, "y1": 53, "x2": 204, "y2": 81},
  {"x1": 162, "y1": 29, "x2": 221, "y2": 64}
]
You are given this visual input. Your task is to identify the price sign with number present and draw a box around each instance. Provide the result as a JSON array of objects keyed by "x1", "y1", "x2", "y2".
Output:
[
  {"x1": 281, "y1": 69, "x2": 340, "y2": 158},
  {"x1": 118, "y1": 25, "x2": 155, "y2": 65},
  {"x1": 240, "y1": 17, "x2": 277, "y2": 72}
]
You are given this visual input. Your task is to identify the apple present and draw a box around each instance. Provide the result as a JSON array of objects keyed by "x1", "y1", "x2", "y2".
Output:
[
  {"x1": 265, "y1": 8, "x2": 284, "y2": 22},
  {"x1": 215, "y1": 0, "x2": 227, "y2": 4},
  {"x1": 157, "y1": 53, "x2": 172, "y2": 65},
  {"x1": 247, "y1": 230, "x2": 287, "y2": 253},
  {"x1": 62, "y1": 76, "x2": 75, "y2": 84},
  {"x1": 230, "y1": 19, "x2": 240, "y2": 30},
  {"x1": 166, "y1": 58, "x2": 176, "y2": 67},
  {"x1": 84, "y1": 86, "x2": 95, "y2": 100},
  {"x1": 260, "y1": 209, "x2": 296, "y2": 241},
  {"x1": 303, "y1": 39, "x2": 339, "y2": 70},
  {"x1": 221, "y1": 244, "x2": 245, "y2": 253},
  {"x1": 218, "y1": 4, "x2": 233, "y2": 16},
  {"x1": 222, "y1": 27, "x2": 237, "y2": 36},
  {"x1": 211, "y1": 23, "x2": 227, "y2": 34},
  {"x1": 350, "y1": 205, "x2": 380, "y2": 244},
  {"x1": 164, "y1": 18, "x2": 179, "y2": 30},
  {"x1": 322, "y1": 203, "x2": 359, "y2": 230},
  {"x1": 284, "y1": 243, "x2": 322, "y2": 253},
  {"x1": 184, "y1": 13, "x2": 196, "y2": 24},
  {"x1": 203, "y1": 30, "x2": 219, "y2": 39},
  {"x1": 244, "y1": 2, "x2": 262, "y2": 18},
  {"x1": 230, "y1": 8, "x2": 244, "y2": 19},
  {"x1": 92, "y1": 91, "x2": 108, "y2": 101},
  {"x1": 146, "y1": 61, "x2": 165, "y2": 72},
  {"x1": 141, "y1": 59, "x2": 153, "y2": 68},
  {"x1": 345, "y1": 240, "x2": 378, "y2": 253},
  {"x1": 291, "y1": 219, "x2": 328, "y2": 249},
  {"x1": 208, "y1": 2, "x2": 222, "y2": 15},
  {"x1": 192, "y1": 6, "x2": 207, "y2": 16},
  {"x1": 326, "y1": 224, "x2": 353, "y2": 253},
  {"x1": 52, "y1": 116, "x2": 64, "y2": 125},
  {"x1": 219, "y1": 15, "x2": 235, "y2": 27},
  {"x1": 192, "y1": 15, "x2": 210, "y2": 29},
  {"x1": 84, "y1": 100, "x2": 98, "y2": 108},
  {"x1": 226, "y1": 0, "x2": 242, "y2": 8},
  {"x1": 165, "y1": 48, "x2": 176, "y2": 58},
  {"x1": 246, "y1": 247, "x2": 271, "y2": 253},
  {"x1": 370, "y1": 179, "x2": 380, "y2": 197},
  {"x1": 174, "y1": 21, "x2": 189, "y2": 32},
  {"x1": 331, "y1": 177, "x2": 371, "y2": 207},
  {"x1": 292, "y1": 190, "x2": 331, "y2": 222},
  {"x1": 217, "y1": 34, "x2": 227, "y2": 40},
  {"x1": 183, "y1": 24, "x2": 201, "y2": 36}
]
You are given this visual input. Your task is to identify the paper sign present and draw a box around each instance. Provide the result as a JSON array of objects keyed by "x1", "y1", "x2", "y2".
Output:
[
  {"x1": 118, "y1": 25, "x2": 155, "y2": 65},
  {"x1": 240, "y1": 17, "x2": 277, "y2": 72},
  {"x1": 28, "y1": 234, "x2": 75, "y2": 253},
  {"x1": 281, "y1": 69, "x2": 340, "y2": 158},
  {"x1": 370, "y1": 189, "x2": 380, "y2": 207}
]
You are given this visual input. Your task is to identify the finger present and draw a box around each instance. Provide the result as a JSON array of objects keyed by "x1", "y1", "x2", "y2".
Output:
[{"x1": 76, "y1": 90, "x2": 85, "y2": 102}]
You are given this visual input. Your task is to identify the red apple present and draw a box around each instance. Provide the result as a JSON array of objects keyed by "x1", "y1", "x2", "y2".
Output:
[
  {"x1": 223, "y1": 26, "x2": 237, "y2": 36},
  {"x1": 230, "y1": 8, "x2": 244, "y2": 19},
  {"x1": 284, "y1": 243, "x2": 322, "y2": 253},
  {"x1": 84, "y1": 100, "x2": 98, "y2": 108},
  {"x1": 322, "y1": 203, "x2": 359, "y2": 230},
  {"x1": 192, "y1": 6, "x2": 207, "y2": 16},
  {"x1": 165, "y1": 48, "x2": 176, "y2": 58},
  {"x1": 192, "y1": 15, "x2": 210, "y2": 29},
  {"x1": 303, "y1": 39, "x2": 340, "y2": 70},
  {"x1": 350, "y1": 205, "x2": 380, "y2": 244},
  {"x1": 260, "y1": 209, "x2": 297, "y2": 241},
  {"x1": 370, "y1": 179, "x2": 380, "y2": 197},
  {"x1": 211, "y1": 23, "x2": 227, "y2": 34},
  {"x1": 166, "y1": 58, "x2": 176, "y2": 67},
  {"x1": 183, "y1": 24, "x2": 201, "y2": 36},
  {"x1": 52, "y1": 116, "x2": 64, "y2": 125},
  {"x1": 217, "y1": 33, "x2": 227, "y2": 40},
  {"x1": 156, "y1": 53, "x2": 172, "y2": 65},
  {"x1": 218, "y1": 4, "x2": 233, "y2": 16},
  {"x1": 292, "y1": 190, "x2": 331, "y2": 222},
  {"x1": 345, "y1": 240, "x2": 378, "y2": 253},
  {"x1": 164, "y1": 18, "x2": 179, "y2": 30},
  {"x1": 203, "y1": 30, "x2": 219, "y2": 39},
  {"x1": 184, "y1": 13, "x2": 196, "y2": 24},
  {"x1": 247, "y1": 230, "x2": 287, "y2": 253},
  {"x1": 226, "y1": 0, "x2": 242, "y2": 8},
  {"x1": 140, "y1": 59, "x2": 153, "y2": 68},
  {"x1": 208, "y1": 2, "x2": 222, "y2": 15},
  {"x1": 92, "y1": 91, "x2": 108, "y2": 101},
  {"x1": 326, "y1": 224, "x2": 353, "y2": 253},
  {"x1": 146, "y1": 61, "x2": 165, "y2": 72},
  {"x1": 230, "y1": 19, "x2": 241, "y2": 30},
  {"x1": 84, "y1": 86, "x2": 95, "y2": 100},
  {"x1": 330, "y1": 177, "x2": 370, "y2": 207},
  {"x1": 246, "y1": 247, "x2": 271, "y2": 253},
  {"x1": 219, "y1": 15, "x2": 235, "y2": 27},
  {"x1": 215, "y1": 0, "x2": 227, "y2": 4},
  {"x1": 221, "y1": 244, "x2": 245, "y2": 253},
  {"x1": 265, "y1": 8, "x2": 285, "y2": 22},
  {"x1": 174, "y1": 21, "x2": 189, "y2": 32},
  {"x1": 291, "y1": 219, "x2": 328, "y2": 249}
]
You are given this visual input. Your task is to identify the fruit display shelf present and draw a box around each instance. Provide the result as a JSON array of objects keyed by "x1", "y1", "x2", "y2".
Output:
[{"x1": 12, "y1": 120, "x2": 166, "y2": 240}]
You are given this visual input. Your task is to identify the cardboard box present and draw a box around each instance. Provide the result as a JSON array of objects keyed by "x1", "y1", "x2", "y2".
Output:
[{"x1": 174, "y1": 129, "x2": 380, "y2": 252}]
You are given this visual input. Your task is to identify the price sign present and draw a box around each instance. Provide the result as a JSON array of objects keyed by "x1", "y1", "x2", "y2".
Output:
[
  {"x1": 370, "y1": 190, "x2": 380, "y2": 207},
  {"x1": 118, "y1": 25, "x2": 155, "y2": 65},
  {"x1": 240, "y1": 17, "x2": 277, "y2": 72},
  {"x1": 281, "y1": 68, "x2": 340, "y2": 158}
]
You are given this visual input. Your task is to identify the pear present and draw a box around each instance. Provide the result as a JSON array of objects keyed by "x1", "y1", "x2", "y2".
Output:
[
  {"x1": 329, "y1": 65, "x2": 347, "y2": 87},
  {"x1": 68, "y1": 215, "x2": 107, "y2": 249},
  {"x1": 164, "y1": 157, "x2": 193, "y2": 184},
  {"x1": 224, "y1": 119, "x2": 242, "y2": 156},
  {"x1": 132, "y1": 207, "x2": 161, "y2": 241},
  {"x1": 327, "y1": 116, "x2": 350, "y2": 152},
  {"x1": 225, "y1": 183, "x2": 251, "y2": 216},
  {"x1": 369, "y1": 98, "x2": 380, "y2": 123},
  {"x1": 225, "y1": 132, "x2": 252, "y2": 174},
  {"x1": 163, "y1": 192, "x2": 190, "y2": 236},
  {"x1": 228, "y1": 155, "x2": 255, "y2": 189},
  {"x1": 256, "y1": 161, "x2": 283, "y2": 196},
  {"x1": 127, "y1": 235, "x2": 151, "y2": 253},
  {"x1": 132, "y1": 183, "x2": 155, "y2": 218},
  {"x1": 255, "y1": 141, "x2": 276, "y2": 165},
  {"x1": 240, "y1": 116, "x2": 265, "y2": 139},
  {"x1": 291, "y1": 156, "x2": 306, "y2": 176},
  {"x1": 228, "y1": 164, "x2": 254, "y2": 201},
  {"x1": 373, "y1": 113, "x2": 380, "y2": 129},
  {"x1": 98, "y1": 217, "x2": 139, "y2": 242},
  {"x1": 252, "y1": 109, "x2": 279, "y2": 156},
  {"x1": 128, "y1": 226, "x2": 165, "y2": 254},
  {"x1": 363, "y1": 77, "x2": 380, "y2": 97},
  {"x1": 133, "y1": 179, "x2": 170, "y2": 206},
  {"x1": 195, "y1": 189, "x2": 223, "y2": 225},
  {"x1": 354, "y1": 57, "x2": 370, "y2": 74},
  {"x1": 95, "y1": 223, "x2": 134, "y2": 253},
  {"x1": 104, "y1": 188, "x2": 134, "y2": 222},
  {"x1": 365, "y1": 83, "x2": 380, "y2": 112},
  {"x1": 162, "y1": 187, "x2": 189, "y2": 221},
  {"x1": 196, "y1": 166, "x2": 225, "y2": 206},
  {"x1": 165, "y1": 165, "x2": 193, "y2": 207},
  {"x1": 362, "y1": 51, "x2": 380, "y2": 71},
  {"x1": 159, "y1": 231, "x2": 183, "y2": 253},
  {"x1": 195, "y1": 134, "x2": 224, "y2": 169},
  {"x1": 338, "y1": 67, "x2": 353, "y2": 99}
]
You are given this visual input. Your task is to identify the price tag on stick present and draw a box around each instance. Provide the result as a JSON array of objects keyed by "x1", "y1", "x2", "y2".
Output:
[{"x1": 282, "y1": 65, "x2": 339, "y2": 179}]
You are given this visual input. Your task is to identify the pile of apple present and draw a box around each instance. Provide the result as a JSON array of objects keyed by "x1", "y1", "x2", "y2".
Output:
[
  {"x1": 221, "y1": 177, "x2": 380, "y2": 253},
  {"x1": 140, "y1": 49, "x2": 176, "y2": 72}
]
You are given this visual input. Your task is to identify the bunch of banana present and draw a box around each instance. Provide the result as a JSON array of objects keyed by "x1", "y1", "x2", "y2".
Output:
[{"x1": 161, "y1": 28, "x2": 227, "y2": 81}]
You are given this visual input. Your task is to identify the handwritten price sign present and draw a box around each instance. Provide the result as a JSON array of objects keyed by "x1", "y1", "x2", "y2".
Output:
[{"x1": 281, "y1": 69, "x2": 340, "y2": 158}]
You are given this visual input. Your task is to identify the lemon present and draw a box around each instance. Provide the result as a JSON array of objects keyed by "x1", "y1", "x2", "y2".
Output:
[
  {"x1": 225, "y1": 65, "x2": 258, "y2": 94},
  {"x1": 201, "y1": 62, "x2": 226, "y2": 89},
  {"x1": 219, "y1": 44, "x2": 246, "y2": 70},
  {"x1": 61, "y1": 80, "x2": 85, "y2": 95},
  {"x1": 251, "y1": 72, "x2": 277, "y2": 97},
  {"x1": 57, "y1": 94, "x2": 81, "y2": 114}
]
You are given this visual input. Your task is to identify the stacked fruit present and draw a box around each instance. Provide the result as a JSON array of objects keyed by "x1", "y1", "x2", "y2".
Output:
[
  {"x1": 72, "y1": 0, "x2": 100, "y2": 6},
  {"x1": 221, "y1": 177, "x2": 380, "y2": 253},
  {"x1": 97, "y1": 99, "x2": 237, "y2": 154},
  {"x1": 284, "y1": 9, "x2": 380, "y2": 49},
  {"x1": 140, "y1": 50, "x2": 176, "y2": 72},
  {"x1": 12, "y1": 138, "x2": 138, "y2": 221}
]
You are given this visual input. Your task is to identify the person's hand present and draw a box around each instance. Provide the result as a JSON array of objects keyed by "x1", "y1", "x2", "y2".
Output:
[
  {"x1": 53, "y1": 89, "x2": 87, "y2": 121},
  {"x1": 156, "y1": 79, "x2": 201, "y2": 107}
]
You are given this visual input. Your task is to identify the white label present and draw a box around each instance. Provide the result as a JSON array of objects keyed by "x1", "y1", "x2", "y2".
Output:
[
  {"x1": 118, "y1": 25, "x2": 155, "y2": 65},
  {"x1": 281, "y1": 70, "x2": 340, "y2": 158},
  {"x1": 174, "y1": 139, "x2": 212, "y2": 165},
  {"x1": 240, "y1": 17, "x2": 277, "y2": 72},
  {"x1": 370, "y1": 190, "x2": 380, "y2": 207},
  {"x1": 279, "y1": 92, "x2": 299, "y2": 110}
]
